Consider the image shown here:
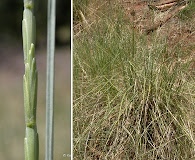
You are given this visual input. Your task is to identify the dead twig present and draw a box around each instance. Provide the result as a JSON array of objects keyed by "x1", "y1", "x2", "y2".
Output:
[
  {"x1": 145, "y1": 4, "x2": 187, "y2": 34},
  {"x1": 148, "y1": 0, "x2": 187, "y2": 11}
]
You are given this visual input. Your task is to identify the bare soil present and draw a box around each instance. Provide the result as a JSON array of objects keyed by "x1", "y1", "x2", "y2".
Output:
[{"x1": 122, "y1": 0, "x2": 194, "y2": 69}]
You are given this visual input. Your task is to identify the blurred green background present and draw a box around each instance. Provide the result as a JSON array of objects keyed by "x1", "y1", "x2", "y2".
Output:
[{"x1": 0, "y1": 0, "x2": 71, "y2": 159}]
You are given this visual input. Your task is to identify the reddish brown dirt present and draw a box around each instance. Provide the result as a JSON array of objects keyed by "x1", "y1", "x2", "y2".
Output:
[{"x1": 122, "y1": 0, "x2": 195, "y2": 66}]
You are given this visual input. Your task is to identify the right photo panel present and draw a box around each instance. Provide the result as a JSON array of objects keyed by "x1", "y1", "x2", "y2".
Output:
[{"x1": 73, "y1": 0, "x2": 195, "y2": 159}]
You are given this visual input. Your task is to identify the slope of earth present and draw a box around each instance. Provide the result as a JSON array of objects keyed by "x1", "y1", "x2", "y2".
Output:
[{"x1": 122, "y1": 0, "x2": 195, "y2": 69}]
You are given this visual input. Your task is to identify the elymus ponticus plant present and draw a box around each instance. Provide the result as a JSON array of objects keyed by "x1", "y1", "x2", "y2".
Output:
[{"x1": 22, "y1": 0, "x2": 39, "y2": 159}]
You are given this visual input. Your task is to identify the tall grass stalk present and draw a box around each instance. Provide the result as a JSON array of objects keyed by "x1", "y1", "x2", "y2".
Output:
[
  {"x1": 22, "y1": 0, "x2": 39, "y2": 159},
  {"x1": 45, "y1": 0, "x2": 56, "y2": 159}
]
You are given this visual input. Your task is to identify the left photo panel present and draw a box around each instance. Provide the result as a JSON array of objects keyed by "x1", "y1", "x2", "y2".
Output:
[{"x1": 0, "y1": 0, "x2": 71, "y2": 159}]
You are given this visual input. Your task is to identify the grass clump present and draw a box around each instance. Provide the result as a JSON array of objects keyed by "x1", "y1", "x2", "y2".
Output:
[{"x1": 73, "y1": 1, "x2": 195, "y2": 159}]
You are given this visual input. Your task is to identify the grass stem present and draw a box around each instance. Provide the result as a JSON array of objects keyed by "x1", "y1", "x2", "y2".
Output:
[{"x1": 45, "y1": 0, "x2": 56, "y2": 160}]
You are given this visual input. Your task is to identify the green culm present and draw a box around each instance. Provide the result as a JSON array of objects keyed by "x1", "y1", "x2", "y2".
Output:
[{"x1": 22, "y1": 0, "x2": 39, "y2": 159}]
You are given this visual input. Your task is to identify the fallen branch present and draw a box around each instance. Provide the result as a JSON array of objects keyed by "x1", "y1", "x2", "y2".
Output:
[
  {"x1": 152, "y1": 0, "x2": 182, "y2": 6},
  {"x1": 145, "y1": 4, "x2": 187, "y2": 34},
  {"x1": 148, "y1": 0, "x2": 187, "y2": 11},
  {"x1": 148, "y1": 2, "x2": 177, "y2": 11}
]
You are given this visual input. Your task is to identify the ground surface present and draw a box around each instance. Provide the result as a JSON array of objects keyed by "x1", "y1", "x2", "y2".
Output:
[{"x1": 122, "y1": 0, "x2": 195, "y2": 70}]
